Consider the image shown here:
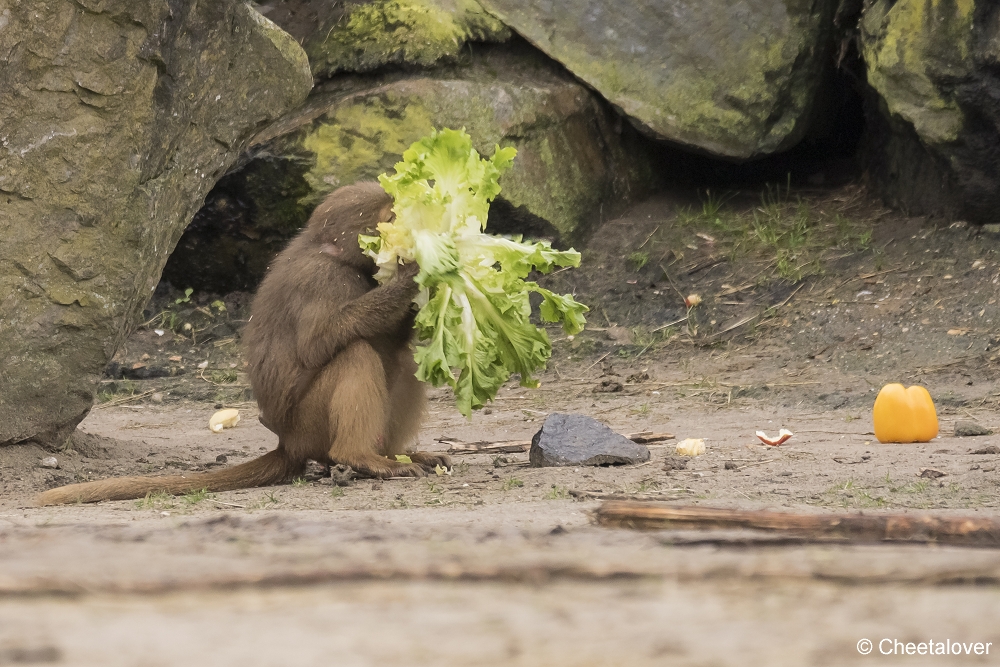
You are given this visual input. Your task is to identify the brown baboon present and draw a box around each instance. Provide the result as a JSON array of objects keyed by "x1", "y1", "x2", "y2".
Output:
[{"x1": 37, "y1": 182, "x2": 449, "y2": 506}]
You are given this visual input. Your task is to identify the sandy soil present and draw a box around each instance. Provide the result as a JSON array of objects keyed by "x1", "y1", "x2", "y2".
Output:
[{"x1": 2, "y1": 184, "x2": 999, "y2": 665}]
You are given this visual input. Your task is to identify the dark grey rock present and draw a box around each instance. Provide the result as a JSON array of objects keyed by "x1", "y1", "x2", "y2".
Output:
[
  {"x1": 955, "y1": 421, "x2": 993, "y2": 437},
  {"x1": 529, "y1": 414, "x2": 650, "y2": 467},
  {"x1": 972, "y1": 445, "x2": 1000, "y2": 455}
]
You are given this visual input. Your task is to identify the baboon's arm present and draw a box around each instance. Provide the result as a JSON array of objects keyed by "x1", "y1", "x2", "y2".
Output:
[{"x1": 296, "y1": 270, "x2": 419, "y2": 369}]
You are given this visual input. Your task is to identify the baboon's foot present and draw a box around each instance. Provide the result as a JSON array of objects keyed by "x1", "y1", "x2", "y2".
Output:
[
  {"x1": 341, "y1": 454, "x2": 427, "y2": 479},
  {"x1": 408, "y1": 451, "x2": 453, "y2": 472}
]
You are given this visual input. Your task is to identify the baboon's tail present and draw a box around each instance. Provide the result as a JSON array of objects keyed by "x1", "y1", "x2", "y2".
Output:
[{"x1": 35, "y1": 448, "x2": 300, "y2": 506}]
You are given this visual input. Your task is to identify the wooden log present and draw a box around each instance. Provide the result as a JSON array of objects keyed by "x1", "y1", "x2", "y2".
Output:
[
  {"x1": 594, "y1": 502, "x2": 1000, "y2": 547},
  {"x1": 443, "y1": 432, "x2": 675, "y2": 454}
]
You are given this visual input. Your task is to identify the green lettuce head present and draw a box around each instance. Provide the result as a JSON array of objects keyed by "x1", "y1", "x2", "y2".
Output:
[{"x1": 363, "y1": 128, "x2": 588, "y2": 416}]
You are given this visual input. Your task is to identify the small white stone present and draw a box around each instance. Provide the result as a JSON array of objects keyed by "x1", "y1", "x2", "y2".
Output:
[{"x1": 39, "y1": 456, "x2": 59, "y2": 469}]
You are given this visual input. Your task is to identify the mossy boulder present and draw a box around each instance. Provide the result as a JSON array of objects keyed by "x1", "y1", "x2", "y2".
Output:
[
  {"x1": 0, "y1": 1, "x2": 312, "y2": 446},
  {"x1": 475, "y1": 0, "x2": 838, "y2": 159},
  {"x1": 264, "y1": 0, "x2": 511, "y2": 78},
  {"x1": 165, "y1": 44, "x2": 653, "y2": 292},
  {"x1": 861, "y1": 0, "x2": 1000, "y2": 223}
]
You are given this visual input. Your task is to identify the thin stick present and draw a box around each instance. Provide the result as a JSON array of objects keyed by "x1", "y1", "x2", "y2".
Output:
[
  {"x1": 95, "y1": 390, "x2": 156, "y2": 409},
  {"x1": 734, "y1": 459, "x2": 776, "y2": 471},
  {"x1": 445, "y1": 432, "x2": 675, "y2": 455},
  {"x1": 581, "y1": 351, "x2": 611, "y2": 374},
  {"x1": 209, "y1": 499, "x2": 246, "y2": 509},
  {"x1": 651, "y1": 316, "x2": 689, "y2": 333},
  {"x1": 831, "y1": 267, "x2": 901, "y2": 291},
  {"x1": 569, "y1": 490, "x2": 688, "y2": 502},
  {"x1": 708, "y1": 315, "x2": 757, "y2": 338},
  {"x1": 637, "y1": 225, "x2": 660, "y2": 249},
  {"x1": 594, "y1": 502, "x2": 1000, "y2": 546},
  {"x1": 772, "y1": 282, "x2": 805, "y2": 310}
]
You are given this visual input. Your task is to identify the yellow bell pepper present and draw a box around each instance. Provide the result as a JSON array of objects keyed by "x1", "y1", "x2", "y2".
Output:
[{"x1": 872, "y1": 383, "x2": 938, "y2": 443}]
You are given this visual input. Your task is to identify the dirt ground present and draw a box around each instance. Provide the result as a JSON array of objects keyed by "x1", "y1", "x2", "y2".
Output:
[{"x1": 2, "y1": 183, "x2": 1000, "y2": 665}]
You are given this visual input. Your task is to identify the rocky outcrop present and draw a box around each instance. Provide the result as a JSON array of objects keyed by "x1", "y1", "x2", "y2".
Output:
[
  {"x1": 476, "y1": 0, "x2": 839, "y2": 159},
  {"x1": 162, "y1": 43, "x2": 653, "y2": 292},
  {"x1": 0, "y1": 1, "x2": 312, "y2": 446},
  {"x1": 860, "y1": 0, "x2": 1000, "y2": 223},
  {"x1": 263, "y1": 0, "x2": 510, "y2": 78}
]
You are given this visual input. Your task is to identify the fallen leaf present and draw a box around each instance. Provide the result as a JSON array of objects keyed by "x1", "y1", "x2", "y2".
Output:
[
  {"x1": 168, "y1": 355, "x2": 182, "y2": 362},
  {"x1": 395, "y1": 454, "x2": 413, "y2": 464}
]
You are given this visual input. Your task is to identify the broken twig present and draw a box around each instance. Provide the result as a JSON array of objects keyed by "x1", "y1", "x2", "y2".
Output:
[
  {"x1": 95, "y1": 390, "x2": 156, "y2": 409},
  {"x1": 569, "y1": 490, "x2": 689, "y2": 502},
  {"x1": 443, "y1": 431, "x2": 675, "y2": 455}
]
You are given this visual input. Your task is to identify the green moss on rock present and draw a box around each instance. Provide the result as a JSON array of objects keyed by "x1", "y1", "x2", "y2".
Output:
[
  {"x1": 307, "y1": 0, "x2": 510, "y2": 77},
  {"x1": 477, "y1": 0, "x2": 837, "y2": 159},
  {"x1": 292, "y1": 49, "x2": 650, "y2": 240},
  {"x1": 302, "y1": 97, "x2": 436, "y2": 196},
  {"x1": 862, "y1": 0, "x2": 973, "y2": 144}
]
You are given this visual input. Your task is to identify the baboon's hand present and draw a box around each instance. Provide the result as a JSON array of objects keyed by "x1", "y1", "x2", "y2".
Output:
[
  {"x1": 395, "y1": 260, "x2": 420, "y2": 284},
  {"x1": 391, "y1": 261, "x2": 421, "y2": 304}
]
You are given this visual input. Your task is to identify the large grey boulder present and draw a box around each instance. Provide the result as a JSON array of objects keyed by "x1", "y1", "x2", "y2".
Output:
[
  {"x1": 529, "y1": 413, "x2": 650, "y2": 467},
  {"x1": 264, "y1": 0, "x2": 511, "y2": 78},
  {"x1": 860, "y1": 0, "x2": 1000, "y2": 224},
  {"x1": 163, "y1": 44, "x2": 652, "y2": 291},
  {"x1": 0, "y1": 0, "x2": 313, "y2": 446},
  {"x1": 476, "y1": 0, "x2": 839, "y2": 159}
]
